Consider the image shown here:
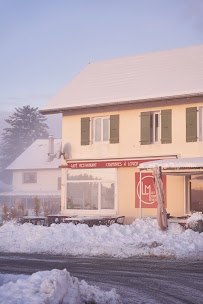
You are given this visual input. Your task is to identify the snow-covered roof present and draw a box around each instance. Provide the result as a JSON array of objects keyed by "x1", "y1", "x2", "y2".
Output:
[
  {"x1": 40, "y1": 45, "x2": 203, "y2": 114},
  {"x1": 138, "y1": 157, "x2": 203, "y2": 170},
  {"x1": 0, "y1": 190, "x2": 60, "y2": 197},
  {"x1": 7, "y1": 138, "x2": 62, "y2": 170}
]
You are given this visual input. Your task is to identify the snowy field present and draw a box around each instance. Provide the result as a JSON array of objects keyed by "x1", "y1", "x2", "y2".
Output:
[
  {"x1": 0, "y1": 269, "x2": 121, "y2": 304},
  {"x1": 0, "y1": 215, "x2": 203, "y2": 259}
]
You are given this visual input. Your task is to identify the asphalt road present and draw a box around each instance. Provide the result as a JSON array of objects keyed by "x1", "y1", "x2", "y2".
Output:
[{"x1": 0, "y1": 252, "x2": 203, "y2": 304}]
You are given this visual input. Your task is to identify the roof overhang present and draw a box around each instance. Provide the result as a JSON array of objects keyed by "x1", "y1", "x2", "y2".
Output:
[{"x1": 39, "y1": 93, "x2": 203, "y2": 115}]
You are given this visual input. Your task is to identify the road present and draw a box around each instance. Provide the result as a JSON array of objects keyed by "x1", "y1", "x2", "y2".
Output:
[{"x1": 0, "y1": 252, "x2": 203, "y2": 304}]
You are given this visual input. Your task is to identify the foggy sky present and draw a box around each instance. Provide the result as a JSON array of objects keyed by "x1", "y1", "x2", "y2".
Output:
[{"x1": 0, "y1": 0, "x2": 203, "y2": 112}]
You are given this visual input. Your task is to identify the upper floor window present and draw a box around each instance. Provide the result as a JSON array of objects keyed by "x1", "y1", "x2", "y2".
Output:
[
  {"x1": 150, "y1": 111, "x2": 160, "y2": 143},
  {"x1": 93, "y1": 116, "x2": 109, "y2": 143},
  {"x1": 23, "y1": 172, "x2": 37, "y2": 184},
  {"x1": 81, "y1": 115, "x2": 119, "y2": 145},
  {"x1": 140, "y1": 109, "x2": 172, "y2": 145}
]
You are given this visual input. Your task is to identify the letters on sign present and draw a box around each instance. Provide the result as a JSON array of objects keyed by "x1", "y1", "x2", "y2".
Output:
[
  {"x1": 135, "y1": 173, "x2": 167, "y2": 208},
  {"x1": 67, "y1": 160, "x2": 141, "y2": 169}
]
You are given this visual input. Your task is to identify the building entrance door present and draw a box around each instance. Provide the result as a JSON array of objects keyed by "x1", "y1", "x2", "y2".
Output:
[{"x1": 190, "y1": 175, "x2": 203, "y2": 213}]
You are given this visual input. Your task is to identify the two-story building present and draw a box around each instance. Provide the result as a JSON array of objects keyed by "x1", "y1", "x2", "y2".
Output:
[
  {"x1": 0, "y1": 136, "x2": 61, "y2": 215},
  {"x1": 40, "y1": 45, "x2": 203, "y2": 224}
]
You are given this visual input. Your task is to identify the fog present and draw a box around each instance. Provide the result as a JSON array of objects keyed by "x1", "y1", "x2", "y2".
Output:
[{"x1": 0, "y1": 111, "x2": 62, "y2": 217}]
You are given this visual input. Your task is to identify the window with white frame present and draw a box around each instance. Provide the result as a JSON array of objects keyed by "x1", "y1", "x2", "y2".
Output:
[
  {"x1": 140, "y1": 109, "x2": 172, "y2": 145},
  {"x1": 23, "y1": 172, "x2": 37, "y2": 184},
  {"x1": 66, "y1": 168, "x2": 116, "y2": 212},
  {"x1": 150, "y1": 111, "x2": 160, "y2": 143},
  {"x1": 92, "y1": 116, "x2": 109, "y2": 143},
  {"x1": 81, "y1": 115, "x2": 119, "y2": 145}
]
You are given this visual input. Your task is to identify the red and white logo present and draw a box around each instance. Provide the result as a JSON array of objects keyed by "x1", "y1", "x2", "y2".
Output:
[{"x1": 135, "y1": 173, "x2": 166, "y2": 208}]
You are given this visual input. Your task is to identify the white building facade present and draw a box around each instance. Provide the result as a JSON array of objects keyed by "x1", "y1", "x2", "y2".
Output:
[{"x1": 0, "y1": 137, "x2": 61, "y2": 215}]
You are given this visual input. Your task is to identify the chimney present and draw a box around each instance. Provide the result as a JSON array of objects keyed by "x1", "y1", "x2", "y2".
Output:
[{"x1": 48, "y1": 135, "x2": 54, "y2": 161}]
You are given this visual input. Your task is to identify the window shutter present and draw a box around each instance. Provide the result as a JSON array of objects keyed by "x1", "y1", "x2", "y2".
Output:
[
  {"x1": 161, "y1": 109, "x2": 172, "y2": 144},
  {"x1": 110, "y1": 115, "x2": 119, "y2": 143},
  {"x1": 81, "y1": 117, "x2": 90, "y2": 145},
  {"x1": 140, "y1": 112, "x2": 151, "y2": 145},
  {"x1": 186, "y1": 107, "x2": 197, "y2": 142}
]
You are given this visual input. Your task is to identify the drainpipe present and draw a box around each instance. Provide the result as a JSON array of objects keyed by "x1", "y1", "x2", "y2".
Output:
[{"x1": 48, "y1": 135, "x2": 54, "y2": 161}]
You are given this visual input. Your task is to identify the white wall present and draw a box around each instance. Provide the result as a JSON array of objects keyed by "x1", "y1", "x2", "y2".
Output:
[{"x1": 13, "y1": 169, "x2": 61, "y2": 192}]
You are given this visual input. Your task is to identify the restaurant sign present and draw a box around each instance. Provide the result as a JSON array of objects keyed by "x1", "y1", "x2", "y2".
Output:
[
  {"x1": 135, "y1": 172, "x2": 167, "y2": 208},
  {"x1": 67, "y1": 159, "x2": 145, "y2": 169}
]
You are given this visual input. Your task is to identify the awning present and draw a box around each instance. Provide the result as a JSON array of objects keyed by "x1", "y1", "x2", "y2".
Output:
[{"x1": 138, "y1": 157, "x2": 203, "y2": 174}]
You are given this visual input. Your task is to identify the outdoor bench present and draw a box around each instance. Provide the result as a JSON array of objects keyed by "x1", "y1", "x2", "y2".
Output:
[
  {"x1": 64, "y1": 216, "x2": 125, "y2": 227},
  {"x1": 20, "y1": 216, "x2": 46, "y2": 226},
  {"x1": 46, "y1": 214, "x2": 73, "y2": 226},
  {"x1": 20, "y1": 215, "x2": 125, "y2": 227}
]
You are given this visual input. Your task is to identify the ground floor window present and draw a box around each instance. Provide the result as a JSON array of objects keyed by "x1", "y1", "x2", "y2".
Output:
[
  {"x1": 66, "y1": 168, "x2": 116, "y2": 212},
  {"x1": 189, "y1": 175, "x2": 203, "y2": 213}
]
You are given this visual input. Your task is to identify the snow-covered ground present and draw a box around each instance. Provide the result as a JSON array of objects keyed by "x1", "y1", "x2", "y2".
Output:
[
  {"x1": 186, "y1": 212, "x2": 203, "y2": 230},
  {"x1": 0, "y1": 215, "x2": 202, "y2": 259},
  {"x1": 0, "y1": 269, "x2": 121, "y2": 304}
]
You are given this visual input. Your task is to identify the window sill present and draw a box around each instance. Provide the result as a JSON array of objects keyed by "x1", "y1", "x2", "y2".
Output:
[{"x1": 92, "y1": 141, "x2": 109, "y2": 145}]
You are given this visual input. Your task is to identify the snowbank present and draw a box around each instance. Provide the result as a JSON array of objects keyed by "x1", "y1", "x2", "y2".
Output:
[
  {"x1": 0, "y1": 269, "x2": 122, "y2": 304},
  {"x1": 186, "y1": 213, "x2": 203, "y2": 230},
  {"x1": 0, "y1": 218, "x2": 203, "y2": 259}
]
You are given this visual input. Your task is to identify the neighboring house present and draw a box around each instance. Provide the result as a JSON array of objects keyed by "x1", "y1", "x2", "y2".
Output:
[
  {"x1": 0, "y1": 136, "x2": 61, "y2": 215},
  {"x1": 40, "y1": 45, "x2": 203, "y2": 223}
]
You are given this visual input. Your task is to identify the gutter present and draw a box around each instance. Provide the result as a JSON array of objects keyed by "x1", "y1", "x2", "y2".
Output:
[{"x1": 39, "y1": 93, "x2": 203, "y2": 115}]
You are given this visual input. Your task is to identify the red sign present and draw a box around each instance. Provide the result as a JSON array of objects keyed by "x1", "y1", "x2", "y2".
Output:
[
  {"x1": 135, "y1": 173, "x2": 167, "y2": 208},
  {"x1": 67, "y1": 159, "x2": 155, "y2": 169}
]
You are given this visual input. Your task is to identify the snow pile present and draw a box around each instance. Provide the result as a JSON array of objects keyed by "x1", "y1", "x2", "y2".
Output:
[
  {"x1": 0, "y1": 269, "x2": 122, "y2": 304},
  {"x1": 0, "y1": 218, "x2": 203, "y2": 259},
  {"x1": 186, "y1": 213, "x2": 203, "y2": 230}
]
